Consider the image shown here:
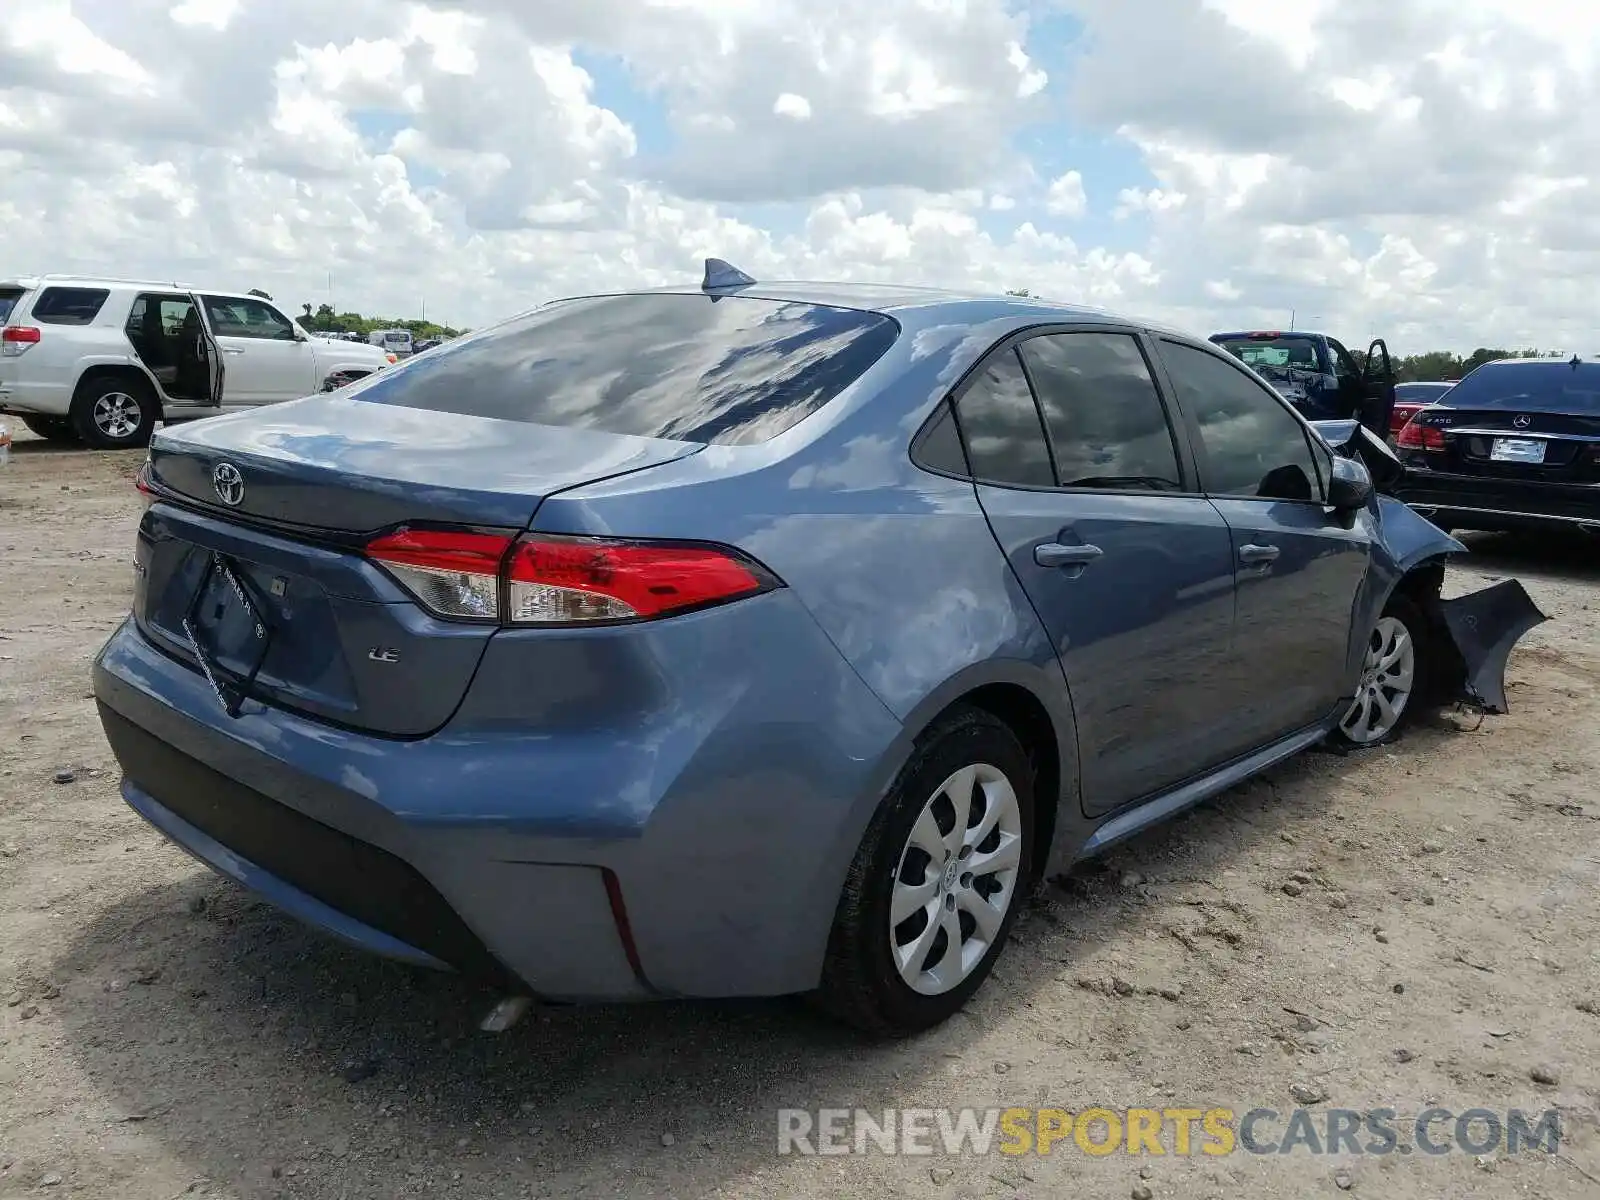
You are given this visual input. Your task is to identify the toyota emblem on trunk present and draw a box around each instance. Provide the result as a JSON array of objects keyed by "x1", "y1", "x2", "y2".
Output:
[{"x1": 212, "y1": 462, "x2": 245, "y2": 506}]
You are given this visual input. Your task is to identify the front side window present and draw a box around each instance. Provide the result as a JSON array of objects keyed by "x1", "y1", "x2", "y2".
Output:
[
  {"x1": 1327, "y1": 338, "x2": 1361, "y2": 381},
  {"x1": 32, "y1": 287, "x2": 110, "y2": 326},
  {"x1": 1161, "y1": 340, "x2": 1323, "y2": 502},
  {"x1": 1018, "y1": 332, "x2": 1182, "y2": 491},
  {"x1": 952, "y1": 348, "x2": 1055, "y2": 488},
  {"x1": 202, "y1": 296, "x2": 297, "y2": 341}
]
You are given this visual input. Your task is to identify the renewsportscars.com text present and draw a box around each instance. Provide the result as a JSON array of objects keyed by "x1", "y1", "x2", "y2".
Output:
[{"x1": 777, "y1": 1106, "x2": 1561, "y2": 1158}]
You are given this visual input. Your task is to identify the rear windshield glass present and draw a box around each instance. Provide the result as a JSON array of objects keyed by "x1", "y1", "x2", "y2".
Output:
[
  {"x1": 353, "y1": 294, "x2": 899, "y2": 445},
  {"x1": 31, "y1": 286, "x2": 110, "y2": 325},
  {"x1": 0, "y1": 289, "x2": 22, "y2": 324},
  {"x1": 1395, "y1": 382, "x2": 1452, "y2": 402},
  {"x1": 1214, "y1": 336, "x2": 1324, "y2": 373},
  {"x1": 1445, "y1": 362, "x2": 1600, "y2": 412}
]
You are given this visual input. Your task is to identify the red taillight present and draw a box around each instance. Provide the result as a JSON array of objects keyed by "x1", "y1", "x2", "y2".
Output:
[
  {"x1": 364, "y1": 528, "x2": 776, "y2": 625},
  {"x1": 504, "y1": 535, "x2": 769, "y2": 624},
  {"x1": 1, "y1": 325, "x2": 40, "y2": 356},
  {"x1": 1396, "y1": 419, "x2": 1445, "y2": 451},
  {"x1": 364, "y1": 527, "x2": 510, "y2": 621},
  {"x1": 1389, "y1": 403, "x2": 1423, "y2": 435},
  {"x1": 134, "y1": 461, "x2": 157, "y2": 506}
]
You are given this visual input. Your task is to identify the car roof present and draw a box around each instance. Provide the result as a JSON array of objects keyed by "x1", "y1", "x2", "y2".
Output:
[
  {"x1": 567, "y1": 281, "x2": 1194, "y2": 341},
  {"x1": 1211, "y1": 330, "x2": 1323, "y2": 341},
  {"x1": 0, "y1": 276, "x2": 293, "y2": 303}
]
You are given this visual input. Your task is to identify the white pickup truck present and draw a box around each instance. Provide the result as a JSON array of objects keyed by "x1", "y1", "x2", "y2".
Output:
[{"x1": 0, "y1": 275, "x2": 396, "y2": 448}]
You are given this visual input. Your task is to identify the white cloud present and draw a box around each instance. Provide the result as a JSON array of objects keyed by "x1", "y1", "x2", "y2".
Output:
[
  {"x1": 772, "y1": 92, "x2": 812, "y2": 121},
  {"x1": 1045, "y1": 171, "x2": 1087, "y2": 218},
  {"x1": 0, "y1": 0, "x2": 1595, "y2": 353}
]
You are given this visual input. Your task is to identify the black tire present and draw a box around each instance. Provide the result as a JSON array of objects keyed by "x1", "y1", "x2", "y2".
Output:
[
  {"x1": 1330, "y1": 593, "x2": 1435, "y2": 749},
  {"x1": 815, "y1": 705, "x2": 1036, "y2": 1036},
  {"x1": 70, "y1": 374, "x2": 159, "y2": 449},
  {"x1": 321, "y1": 370, "x2": 370, "y2": 392},
  {"x1": 20, "y1": 415, "x2": 79, "y2": 443}
]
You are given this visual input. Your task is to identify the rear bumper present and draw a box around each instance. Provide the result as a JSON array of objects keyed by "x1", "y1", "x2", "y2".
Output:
[
  {"x1": 0, "y1": 379, "x2": 72, "y2": 417},
  {"x1": 1395, "y1": 468, "x2": 1600, "y2": 532},
  {"x1": 92, "y1": 596, "x2": 904, "y2": 1001}
]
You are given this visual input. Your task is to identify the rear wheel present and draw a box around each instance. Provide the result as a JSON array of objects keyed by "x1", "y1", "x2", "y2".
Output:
[
  {"x1": 815, "y1": 706, "x2": 1035, "y2": 1035},
  {"x1": 71, "y1": 375, "x2": 158, "y2": 449},
  {"x1": 1333, "y1": 595, "x2": 1430, "y2": 748},
  {"x1": 20, "y1": 415, "x2": 79, "y2": 443}
]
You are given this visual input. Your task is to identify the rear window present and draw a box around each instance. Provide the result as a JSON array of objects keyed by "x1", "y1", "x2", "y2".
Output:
[
  {"x1": 353, "y1": 294, "x2": 900, "y2": 445},
  {"x1": 31, "y1": 286, "x2": 110, "y2": 326},
  {"x1": 0, "y1": 288, "x2": 24, "y2": 324},
  {"x1": 1445, "y1": 362, "x2": 1600, "y2": 413},
  {"x1": 1395, "y1": 383, "x2": 1452, "y2": 402},
  {"x1": 1214, "y1": 336, "x2": 1325, "y2": 373}
]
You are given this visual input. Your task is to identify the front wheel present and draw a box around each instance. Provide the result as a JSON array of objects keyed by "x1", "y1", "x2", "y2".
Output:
[
  {"x1": 1333, "y1": 595, "x2": 1431, "y2": 748},
  {"x1": 815, "y1": 706, "x2": 1035, "y2": 1035}
]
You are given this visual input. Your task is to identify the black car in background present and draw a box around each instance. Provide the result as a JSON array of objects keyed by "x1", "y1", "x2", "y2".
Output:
[{"x1": 1395, "y1": 355, "x2": 1600, "y2": 535}]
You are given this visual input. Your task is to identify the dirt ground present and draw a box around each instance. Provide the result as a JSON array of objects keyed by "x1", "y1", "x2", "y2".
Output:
[{"x1": 1, "y1": 426, "x2": 1597, "y2": 1200}]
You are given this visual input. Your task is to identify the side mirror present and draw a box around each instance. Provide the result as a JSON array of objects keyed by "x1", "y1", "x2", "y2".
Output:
[{"x1": 1327, "y1": 454, "x2": 1373, "y2": 511}]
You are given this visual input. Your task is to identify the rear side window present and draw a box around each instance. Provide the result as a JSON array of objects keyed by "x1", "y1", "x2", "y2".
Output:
[
  {"x1": 1018, "y1": 332, "x2": 1182, "y2": 491},
  {"x1": 911, "y1": 400, "x2": 970, "y2": 476},
  {"x1": 1442, "y1": 362, "x2": 1600, "y2": 413},
  {"x1": 31, "y1": 287, "x2": 110, "y2": 326},
  {"x1": 353, "y1": 294, "x2": 899, "y2": 446},
  {"x1": 953, "y1": 348, "x2": 1054, "y2": 488}
]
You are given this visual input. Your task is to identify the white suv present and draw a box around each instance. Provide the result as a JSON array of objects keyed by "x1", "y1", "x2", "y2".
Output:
[{"x1": 0, "y1": 276, "x2": 397, "y2": 448}]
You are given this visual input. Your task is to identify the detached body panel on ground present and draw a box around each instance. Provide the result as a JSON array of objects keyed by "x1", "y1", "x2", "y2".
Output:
[{"x1": 92, "y1": 279, "x2": 1536, "y2": 1029}]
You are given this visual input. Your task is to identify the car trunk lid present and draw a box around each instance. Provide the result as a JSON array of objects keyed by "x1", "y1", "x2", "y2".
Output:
[
  {"x1": 136, "y1": 397, "x2": 701, "y2": 736},
  {"x1": 1424, "y1": 406, "x2": 1600, "y2": 482}
]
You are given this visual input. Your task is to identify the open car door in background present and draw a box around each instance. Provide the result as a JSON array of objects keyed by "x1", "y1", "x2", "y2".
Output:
[
  {"x1": 190, "y1": 294, "x2": 225, "y2": 412},
  {"x1": 1360, "y1": 339, "x2": 1396, "y2": 437},
  {"x1": 192, "y1": 295, "x2": 225, "y2": 408}
]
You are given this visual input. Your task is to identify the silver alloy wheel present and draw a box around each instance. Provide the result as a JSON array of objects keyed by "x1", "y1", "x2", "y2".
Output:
[
  {"x1": 889, "y1": 762, "x2": 1023, "y2": 996},
  {"x1": 92, "y1": 392, "x2": 142, "y2": 440},
  {"x1": 1339, "y1": 615, "x2": 1416, "y2": 745}
]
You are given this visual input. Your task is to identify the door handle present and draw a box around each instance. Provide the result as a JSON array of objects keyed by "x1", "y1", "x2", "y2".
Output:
[
  {"x1": 223, "y1": 347, "x2": 245, "y2": 355},
  {"x1": 1239, "y1": 543, "x2": 1280, "y2": 564},
  {"x1": 1034, "y1": 542, "x2": 1103, "y2": 569}
]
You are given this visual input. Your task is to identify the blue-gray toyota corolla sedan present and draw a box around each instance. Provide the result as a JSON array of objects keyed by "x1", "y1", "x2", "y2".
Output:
[{"x1": 93, "y1": 263, "x2": 1539, "y2": 1034}]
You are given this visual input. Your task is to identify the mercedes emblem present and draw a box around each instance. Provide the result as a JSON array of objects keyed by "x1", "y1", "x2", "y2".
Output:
[{"x1": 212, "y1": 461, "x2": 245, "y2": 507}]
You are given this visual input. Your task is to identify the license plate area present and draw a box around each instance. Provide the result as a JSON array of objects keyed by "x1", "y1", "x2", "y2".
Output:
[
  {"x1": 182, "y1": 552, "x2": 275, "y2": 717},
  {"x1": 1490, "y1": 437, "x2": 1547, "y2": 464}
]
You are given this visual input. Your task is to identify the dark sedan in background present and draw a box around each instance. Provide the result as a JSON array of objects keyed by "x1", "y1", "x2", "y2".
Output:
[{"x1": 1395, "y1": 356, "x2": 1600, "y2": 535}]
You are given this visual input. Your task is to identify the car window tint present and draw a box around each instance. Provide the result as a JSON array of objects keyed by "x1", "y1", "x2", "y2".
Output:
[
  {"x1": 203, "y1": 296, "x2": 297, "y2": 341},
  {"x1": 912, "y1": 401, "x2": 970, "y2": 476},
  {"x1": 32, "y1": 287, "x2": 110, "y2": 325},
  {"x1": 1161, "y1": 340, "x2": 1323, "y2": 502},
  {"x1": 353, "y1": 294, "x2": 898, "y2": 446},
  {"x1": 1437, "y1": 361, "x2": 1600, "y2": 413},
  {"x1": 1018, "y1": 333, "x2": 1181, "y2": 491},
  {"x1": 953, "y1": 348, "x2": 1054, "y2": 488},
  {"x1": 1327, "y1": 338, "x2": 1360, "y2": 379}
]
